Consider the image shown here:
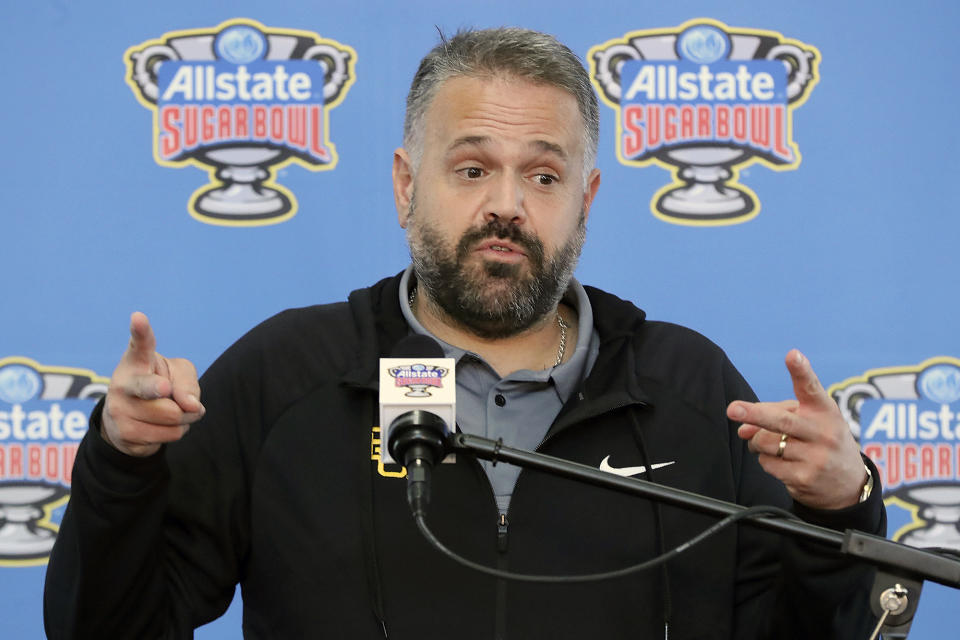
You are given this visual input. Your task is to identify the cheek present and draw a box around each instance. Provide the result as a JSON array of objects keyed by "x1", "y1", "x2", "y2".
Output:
[
  {"x1": 416, "y1": 184, "x2": 476, "y2": 221},
  {"x1": 421, "y1": 198, "x2": 478, "y2": 236},
  {"x1": 534, "y1": 205, "x2": 583, "y2": 249},
  {"x1": 409, "y1": 211, "x2": 462, "y2": 253}
]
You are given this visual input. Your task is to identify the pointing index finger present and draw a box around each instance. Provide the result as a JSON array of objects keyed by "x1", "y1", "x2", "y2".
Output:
[
  {"x1": 786, "y1": 349, "x2": 831, "y2": 409},
  {"x1": 125, "y1": 311, "x2": 157, "y2": 369}
]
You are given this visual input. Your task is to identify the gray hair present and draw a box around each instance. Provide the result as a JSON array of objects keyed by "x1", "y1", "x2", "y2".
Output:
[{"x1": 403, "y1": 27, "x2": 599, "y2": 184}]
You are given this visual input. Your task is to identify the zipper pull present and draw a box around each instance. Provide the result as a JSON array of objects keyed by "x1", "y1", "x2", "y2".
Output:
[{"x1": 497, "y1": 513, "x2": 509, "y2": 552}]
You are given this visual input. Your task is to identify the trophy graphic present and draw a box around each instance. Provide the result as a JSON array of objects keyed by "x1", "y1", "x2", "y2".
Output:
[
  {"x1": 0, "y1": 483, "x2": 67, "y2": 558},
  {"x1": 125, "y1": 19, "x2": 355, "y2": 226},
  {"x1": 895, "y1": 483, "x2": 960, "y2": 550},
  {"x1": 0, "y1": 359, "x2": 107, "y2": 564},
  {"x1": 389, "y1": 364, "x2": 448, "y2": 398},
  {"x1": 894, "y1": 368, "x2": 960, "y2": 550},
  {"x1": 590, "y1": 20, "x2": 819, "y2": 224},
  {"x1": 829, "y1": 358, "x2": 960, "y2": 552}
]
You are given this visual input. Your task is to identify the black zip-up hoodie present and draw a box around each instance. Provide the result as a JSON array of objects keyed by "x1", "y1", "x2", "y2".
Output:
[{"x1": 44, "y1": 272, "x2": 885, "y2": 639}]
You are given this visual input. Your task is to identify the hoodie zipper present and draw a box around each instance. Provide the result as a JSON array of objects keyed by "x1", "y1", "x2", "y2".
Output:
[
  {"x1": 490, "y1": 396, "x2": 637, "y2": 640},
  {"x1": 495, "y1": 511, "x2": 509, "y2": 639},
  {"x1": 492, "y1": 396, "x2": 652, "y2": 639},
  {"x1": 497, "y1": 512, "x2": 509, "y2": 552}
]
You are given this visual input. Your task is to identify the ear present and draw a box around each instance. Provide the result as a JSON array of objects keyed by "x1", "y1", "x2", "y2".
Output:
[
  {"x1": 581, "y1": 168, "x2": 601, "y2": 223},
  {"x1": 393, "y1": 148, "x2": 415, "y2": 228}
]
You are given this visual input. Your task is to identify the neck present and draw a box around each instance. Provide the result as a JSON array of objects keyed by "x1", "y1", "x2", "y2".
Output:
[{"x1": 410, "y1": 288, "x2": 576, "y2": 377}]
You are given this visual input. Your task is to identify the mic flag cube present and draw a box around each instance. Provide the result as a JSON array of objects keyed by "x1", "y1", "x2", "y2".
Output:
[{"x1": 379, "y1": 357, "x2": 456, "y2": 465}]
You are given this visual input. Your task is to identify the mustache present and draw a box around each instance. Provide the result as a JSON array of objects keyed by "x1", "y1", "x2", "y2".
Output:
[{"x1": 455, "y1": 219, "x2": 544, "y2": 263}]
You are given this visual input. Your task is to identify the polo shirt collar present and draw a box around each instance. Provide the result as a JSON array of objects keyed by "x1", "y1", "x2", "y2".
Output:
[{"x1": 397, "y1": 265, "x2": 594, "y2": 403}]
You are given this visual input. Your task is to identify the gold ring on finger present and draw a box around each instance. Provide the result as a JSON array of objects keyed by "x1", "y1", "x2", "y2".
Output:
[{"x1": 776, "y1": 433, "x2": 788, "y2": 458}]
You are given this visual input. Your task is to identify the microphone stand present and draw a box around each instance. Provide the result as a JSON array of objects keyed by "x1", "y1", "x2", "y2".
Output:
[{"x1": 446, "y1": 432, "x2": 960, "y2": 639}]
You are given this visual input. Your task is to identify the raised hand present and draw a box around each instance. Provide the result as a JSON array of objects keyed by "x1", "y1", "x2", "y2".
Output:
[
  {"x1": 728, "y1": 349, "x2": 867, "y2": 510},
  {"x1": 101, "y1": 312, "x2": 204, "y2": 457}
]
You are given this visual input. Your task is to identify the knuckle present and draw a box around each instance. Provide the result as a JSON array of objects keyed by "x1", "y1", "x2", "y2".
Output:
[
  {"x1": 105, "y1": 391, "x2": 137, "y2": 422},
  {"x1": 171, "y1": 359, "x2": 200, "y2": 385},
  {"x1": 782, "y1": 411, "x2": 800, "y2": 430},
  {"x1": 794, "y1": 467, "x2": 814, "y2": 488},
  {"x1": 152, "y1": 400, "x2": 186, "y2": 425},
  {"x1": 818, "y1": 425, "x2": 843, "y2": 449},
  {"x1": 172, "y1": 357, "x2": 198, "y2": 376},
  {"x1": 130, "y1": 377, "x2": 157, "y2": 400},
  {"x1": 113, "y1": 398, "x2": 179, "y2": 429}
]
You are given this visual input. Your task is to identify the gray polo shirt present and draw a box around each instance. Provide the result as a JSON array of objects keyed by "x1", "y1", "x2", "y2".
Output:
[{"x1": 398, "y1": 266, "x2": 600, "y2": 516}]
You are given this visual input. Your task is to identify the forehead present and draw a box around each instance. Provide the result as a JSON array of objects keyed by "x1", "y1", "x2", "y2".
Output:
[{"x1": 422, "y1": 75, "x2": 583, "y2": 158}]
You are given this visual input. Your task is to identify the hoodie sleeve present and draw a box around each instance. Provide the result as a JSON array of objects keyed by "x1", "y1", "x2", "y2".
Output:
[
  {"x1": 43, "y1": 354, "x2": 255, "y2": 639},
  {"x1": 43, "y1": 302, "x2": 364, "y2": 639}
]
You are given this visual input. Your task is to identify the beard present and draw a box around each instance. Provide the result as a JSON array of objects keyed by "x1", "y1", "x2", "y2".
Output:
[{"x1": 406, "y1": 194, "x2": 586, "y2": 339}]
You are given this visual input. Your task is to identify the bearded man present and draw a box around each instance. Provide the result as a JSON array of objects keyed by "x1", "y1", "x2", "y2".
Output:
[{"x1": 45, "y1": 28, "x2": 884, "y2": 640}]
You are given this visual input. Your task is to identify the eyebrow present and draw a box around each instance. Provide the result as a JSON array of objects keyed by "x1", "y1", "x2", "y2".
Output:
[{"x1": 446, "y1": 135, "x2": 568, "y2": 160}]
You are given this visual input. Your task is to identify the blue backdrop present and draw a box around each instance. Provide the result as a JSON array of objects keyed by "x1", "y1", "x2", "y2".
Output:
[{"x1": 3, "y1": 1, "x2": 958, "y2": 637}]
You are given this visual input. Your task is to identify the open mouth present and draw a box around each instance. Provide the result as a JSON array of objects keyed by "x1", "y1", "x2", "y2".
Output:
[{"x1": 476, "y1": 238, "x2": 526, "y2": 257}]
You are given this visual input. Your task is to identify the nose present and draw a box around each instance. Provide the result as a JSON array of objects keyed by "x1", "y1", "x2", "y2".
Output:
[{"x1": 484, "y1": 172, "x2": 526, "y2": 225}]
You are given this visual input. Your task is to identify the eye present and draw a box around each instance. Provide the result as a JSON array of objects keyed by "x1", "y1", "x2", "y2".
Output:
[
  {"x1": 458, "y1": 167, "x2": 484, "y2": 179},
  {"x1": 535, "y1": 173, "x2": 559, "y2": 186}
]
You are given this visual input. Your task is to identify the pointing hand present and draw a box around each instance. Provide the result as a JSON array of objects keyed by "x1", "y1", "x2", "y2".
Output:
[
  {"x1": 101, "y1": 312, "x2": 204, "y2": 457},
  {"x1": 728, "y1": 350, "x2": 867, "y2": 510}
]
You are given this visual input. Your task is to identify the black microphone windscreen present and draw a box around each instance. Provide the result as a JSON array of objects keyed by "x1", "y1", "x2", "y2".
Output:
[{"x1": 390, "y1": 333, "x2": 445, "y2": 359}]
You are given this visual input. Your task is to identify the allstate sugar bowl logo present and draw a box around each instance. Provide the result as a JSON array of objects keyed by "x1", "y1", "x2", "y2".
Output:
[
  {"x1": 829, "y1": 357, "x2": 960, "y2": 550},
  {"x1": 389, "y1": 363, "x2": 449, "y2": 397},
  {"x1": 0, "y1": 357, "x2": 107, "y2": 566},
  {"x1": 589, "y1": 19, "x2": 819, "y2": 225},
  {"x1": 125, "y1": 19, "x2": 356, "y2": 226}
]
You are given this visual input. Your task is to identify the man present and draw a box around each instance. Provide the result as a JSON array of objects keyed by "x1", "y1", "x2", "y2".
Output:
[{"x1": 44, "y1": 28, "x2": 884, "y2": 639}]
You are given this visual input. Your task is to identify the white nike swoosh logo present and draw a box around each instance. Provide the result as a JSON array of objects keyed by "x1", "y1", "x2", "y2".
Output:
[{"x1": 599, "y1": 456, "x2": 675, "y2": 477}]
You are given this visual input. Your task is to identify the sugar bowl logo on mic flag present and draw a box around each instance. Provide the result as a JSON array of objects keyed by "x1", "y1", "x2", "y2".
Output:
[
  {"x1": 0, "y1": 357, "x2": 107, "y2": 566},
  {"x1": 829, "y1": 357, "x2": 960, "y2": 551},
  {"x1": 589, "y1": 19, "x2": 819, "y2": 226},
  {"x1": 388, "y1": 363, "x2": 448, "y2": 397},
  {"x1": 377, "y1": 357, "x2": 455, "y2": 471},
  {"x1": 124, "y1": 19, "x2": 356, "y2": 227}
]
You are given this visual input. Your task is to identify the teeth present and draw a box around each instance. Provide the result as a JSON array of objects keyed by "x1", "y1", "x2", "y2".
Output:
[{"x1": 492, "y1": 246, "x2": 510, "y2": 252}]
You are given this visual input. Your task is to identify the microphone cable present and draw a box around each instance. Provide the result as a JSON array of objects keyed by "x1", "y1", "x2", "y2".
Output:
[{"x1": 413, "y1": 504, "x2": 796, "y2": 583}]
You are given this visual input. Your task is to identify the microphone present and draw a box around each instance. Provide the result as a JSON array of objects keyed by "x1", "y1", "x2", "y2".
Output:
[{"x1": 380, "y1": 334, "x2": 456, "y2": 517}]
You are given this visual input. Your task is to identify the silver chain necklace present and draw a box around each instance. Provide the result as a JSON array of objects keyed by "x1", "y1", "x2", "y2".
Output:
[
  {"x1": 554, "y1": 312, "x2": 568, "y2": 366},
  {"x1": 409, "y1": 287, "x2": 568, "y2": 367}
]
